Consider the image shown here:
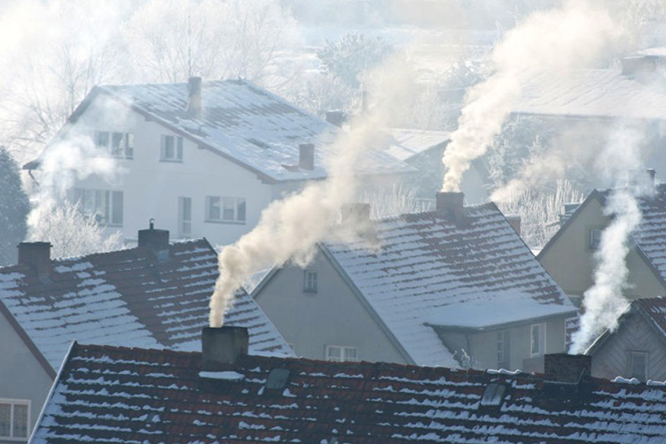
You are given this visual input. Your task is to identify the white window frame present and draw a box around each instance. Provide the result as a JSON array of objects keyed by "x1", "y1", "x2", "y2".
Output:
[
  {"x1": 178, "y1": 196, "x2": 192, "y2": 238},
  {"x1": 95, "y1": 131, "x2": 134, "y2": 159},
  {"x1": 0, "y1": 398, "x2": 30, "y2": 440},
  {"x1": 205, "y1": 196, "x2": 246, "y2": 224},
  {"x1": 325, "y1": 345, "x2": 358, "y2": 362},
  {"x1": 303, "y1": 270, "x2": 318, "y2": 293},
  {"x1": 530, "y1": 323, "x2": 546, "y2": 357},
  {"x1": 588, "y1": 228, "x2": 602, "y2": 251},
  {"x1": 73, "y1": 188, "x2": 124, "y2": 226},
  {"x1": 628, "y1": 351, "x2": 648, "y2": 380},
  {"x1": 160, "y1": 135, "x2": 183, "y2": 162}
]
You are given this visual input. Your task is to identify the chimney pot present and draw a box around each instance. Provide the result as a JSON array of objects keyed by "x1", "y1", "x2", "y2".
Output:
[
  {"x1": 436, "y1": 192, "x2": 466, "y2": 224},
  {"x1": 187, "y1": 77, "x2": 202, "y2": 119},
  {"x1": 299, "y1": 143, "x2": 315, "y2": 170},
  {"x1": 506, "y1": 215, "x2": 521, "y2": 237},
  {"x1": 202, "y1": 327, "x2": 249, "y2": 370},
  {"x1": 17, "y1": 242, "x2": 51, "y2": 278}
]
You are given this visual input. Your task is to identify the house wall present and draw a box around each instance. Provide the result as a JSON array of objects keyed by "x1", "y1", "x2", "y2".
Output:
[
  {"x1": 539, "y1": 197, "x2": 666, "y2": 302},
  {"x1": 591, "y1": 311, "x2": 666, "y2": 381},
  {"x1": 0, "y1": 316, "x2": 53, "y2": 443},
  {"x1": 438, "y1": 317, "x2": 568, "y2": 371},
  {"x1": 254, "y1": 250, "x2": 408, "y2": 364},
  {"x1": 66, "y1": 95, "x2": 275, "y2": 248}
]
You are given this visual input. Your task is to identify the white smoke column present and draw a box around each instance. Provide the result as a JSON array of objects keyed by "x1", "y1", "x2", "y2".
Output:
[
  {"x1": 209, "y1": 56, "x2": 416, "y2": 327},
  {"x1": 569, "y1": 189, "x2": 641, "y2": 354},
  {"x1": 441, "y1": 1, "x2": 619, "y2": 192},
  {"x1": 27, "y1": 134, "x2": 119, "y2": 236}
]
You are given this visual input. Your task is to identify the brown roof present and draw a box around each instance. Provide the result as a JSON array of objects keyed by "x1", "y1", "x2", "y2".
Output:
[{"x1": 31, "y1": 342, "x2": 666, "y2": 444}]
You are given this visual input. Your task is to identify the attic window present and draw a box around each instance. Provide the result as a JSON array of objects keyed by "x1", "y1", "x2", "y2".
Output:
[
  {"x1": 248, "y1": 138, "x2": 270, "y2": 149},
  {"x1": 265, "y1": 368, "x2": 290, "y2": 392},
  {"x1": 480, "y1": 383, "x2": 507, "y2": 407}
]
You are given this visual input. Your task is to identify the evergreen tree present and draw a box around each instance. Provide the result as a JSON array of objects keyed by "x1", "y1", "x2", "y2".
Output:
[{"x1": 0, "y1": 147, "x2": 30, "y2": 266}]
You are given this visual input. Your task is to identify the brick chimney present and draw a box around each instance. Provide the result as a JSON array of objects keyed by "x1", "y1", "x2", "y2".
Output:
[
  {"x1": 202, "y1": 327, "x2": 249, "y2": 370},
  {"x1": 436, "y1": 192, "x2": 465, "y2": 225},
  {"x1": 187, "y1": 77, "x2": 202, "y2": 119},
  {"x1": 299, "y1": 143, "x2": 315, "y2": 170},
  {"x1": 17, "y1": 242, "x2": 51, "y2": 278},
  {"x1": 506, "y1": 215, "x2": 521, "y2": 236},
  {"x1": 138, "y1": 220, "x2": 170, "y2": 259},
  {"x1": 325, "y1": 111, "x2": 345, "y2": 128}
]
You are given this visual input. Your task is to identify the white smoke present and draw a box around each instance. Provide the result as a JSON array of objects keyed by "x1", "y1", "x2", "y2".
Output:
[
  {"x1": 441, "y1": 1, "x2": 620, "y2": 192},
  {"x1": 209, "y1": 55, "x2": 416, "y2": 327}
]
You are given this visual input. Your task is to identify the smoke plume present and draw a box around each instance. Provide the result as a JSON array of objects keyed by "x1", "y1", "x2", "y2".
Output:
[
  {"x1": 209, "y1": 55, "x2": 416, "y2": 327},
  {"x1": 441, "y1": 1, "x2": 619, "y2": 192}
]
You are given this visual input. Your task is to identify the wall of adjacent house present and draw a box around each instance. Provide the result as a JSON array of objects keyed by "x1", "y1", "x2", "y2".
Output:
[
  {"x1": 67, "y1": 95, "x2": 275, "y2": 248},
  {"x1": 439, "y1": 316, "x2": 568, "y2": 372},
  {"x1": 591, "y1": 311, "x2": 666, "y2": 381},
  {"x1": 254, "y1": 249, "x2": 409, "y2": 364},
  {"x1": 0, "y1": 316, "x2": 54, "y2": 442},
  {"x1": 539, "y1": 197, "x2": 666, "y2": 303}
]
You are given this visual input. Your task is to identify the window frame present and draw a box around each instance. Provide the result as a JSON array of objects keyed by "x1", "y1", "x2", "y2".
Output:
[
  {"x1": 205, "y1": 196, "x2": 246, "y2": 224},
  {"x1": 303, "y1": 270, "x2": 318, "y2": 293},
  {"x1": 160, "y1": 135, "x2": 184, "y2": 162},
  {"x1": 95, "y1": 131, "x2": 134, "y2": 160},
  {"x1": 0, "y1": 398, "x2": 30, "y2": 440},
  {"x1": 497, "y1": 330, "x2": 510, "y2": 368},
  {"x1": 627, "y1": 350, "x2": 648, "y2": 381},
  {"x1": 73, "y1": 188, "x2": 124, "y2": 227},
  {"x1": 588, "y1": 227, "x2": 603, "y2": 251},
  {"x1": 178, "y1": 196, "x2": 192, "y2": 238},
  {"x1": 530, "y1": 323, "x2": 546, "y2": 357},
  {"x1": 325, "y1": 345, "x2": 358, "y2": 362}
]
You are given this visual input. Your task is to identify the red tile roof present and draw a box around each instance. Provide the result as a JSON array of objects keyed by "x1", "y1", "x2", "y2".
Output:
[
  {"x1": 32, "y1": 342, "x2": 666, "y2": 444},
  {"x1": 0, "y1": 239, "x2": 292, "y2": 372}
]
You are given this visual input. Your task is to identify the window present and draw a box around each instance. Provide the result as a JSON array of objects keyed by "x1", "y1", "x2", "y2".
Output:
[
  {"x1": 73, "y1": 188, "x2": 124, "y2": 226},
  {"x1": 0, "y1": 399, "x2": 29, "y2": 439},
  {"x1": 497, "y1": 331, "x2": 510, "y2": 368},
  {"x1": 161, "y1": 135, "x2": 183, "y2": 161},
  {"x1": 95, "y1": 131, "x2": 133, "y2": 159},
  {"x1": 205, "y1": 196, "x2": 246, "y2": 223},
  {"x1": 628, "y1": 351, "x2": 648, "y2": 380},
  {"x1": 530, "y1": 323, "x2": 546, "y2": 357},
  {"x1": 303, "y1": 270, "x2": 318, "y2": 293},
  {"x1": 325, "y1": 345, "x2": 358, "y2": 362},
  {"x1": 178, "y1": 197, "x2": 192, "y2": 238},
  {"x1": 588, "y1": 228, "x2": 602, "y2": 250}
]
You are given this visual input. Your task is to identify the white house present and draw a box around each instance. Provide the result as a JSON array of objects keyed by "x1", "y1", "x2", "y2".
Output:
[{"x1": 25, "y1": 78, "x2": 414, "y2": 247}]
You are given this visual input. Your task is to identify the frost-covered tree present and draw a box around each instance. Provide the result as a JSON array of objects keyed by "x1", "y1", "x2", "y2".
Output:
[
  {"x1": 0, "y1": 147, "x2": 30, "y2": 266},
  {"x1": 317, "y1": 32, "x2": 394, "y2": 88},
  {"x1": 359, "y1": 184, "x2": 431, "y2": 219},
  {"x1": 28, "y1": 201, "x2": 123, "y2": 259}
]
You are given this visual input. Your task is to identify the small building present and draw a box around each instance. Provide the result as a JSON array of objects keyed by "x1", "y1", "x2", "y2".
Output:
[
  {"x1": 538, "y1": 185, "x2": 666, "y2": 306},
  {"x1": 587, "y1": 297, "x2": 666, "y2": 382},
  {"x1": 253, "y1": 192, "x2": 577, "y2": 371},
  {"x1": 0, "y1": 226, "x2": 290, "y2": 441},
  {"x1": 24, "y1": 78, "x2": 414, "y2": 247},
  {"x1": 29, "y1": 327, "x2": 666, "y2": 444}
]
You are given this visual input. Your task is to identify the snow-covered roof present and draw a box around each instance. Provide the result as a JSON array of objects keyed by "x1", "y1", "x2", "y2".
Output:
[
  {"x1": 32, "y1": 342, "x2": 666, "y2": 444},
  {"x1": 382, "y1": 128, "x2": 451, "y2": 162},
  {"x1": 514, "y1": 69, "x2": 666, "y2": 120},
  {"x1": 86, "y1": 80, "x2": 414, "y2": 182},
  {"x1": 0, "y1": 239, "x2": 293, "y2": 373},
  {"x1": 323, "y1": 203, "x2": 576, "y2": 367}
]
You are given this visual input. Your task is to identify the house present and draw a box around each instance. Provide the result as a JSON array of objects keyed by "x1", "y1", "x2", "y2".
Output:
[
  {"x1": 0, "y1": 225, "x2": 291, "y2": 441},
  {"x1": 587, "y1": 297, "x2": 666, "y2": 382},
  {"x1": 29, "y1": 327, "x2": 666, "y2": 444},
  {"x1": 252, "y1": 192, "x2": 578, "y2": 371},
  {"x1": 24, "y1": 77, "x2": 414, "y2": 247},
  {"x1": 538, "y1": 184, "x2": 666, "y2": 306},
  {"x1": 382, "y1": 128, "x2": 491, "y2": 204}
]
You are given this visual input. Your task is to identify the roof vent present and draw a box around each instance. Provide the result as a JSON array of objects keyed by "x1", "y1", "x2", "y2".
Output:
[
  {"x1": 264, "y1": 368, "x2": 290, "y2": 394},
  {"x1": 480, "y1": 383, "x2": 507, "y2": 407}
]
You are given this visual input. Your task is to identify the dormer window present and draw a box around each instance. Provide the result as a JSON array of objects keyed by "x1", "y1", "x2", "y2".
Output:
[
  {"x1": 96, "y1": 131, "x2": 134, "y2": 159},
  {"x1": 161, "y1": 135, "x2": 183, "y2": 162}
]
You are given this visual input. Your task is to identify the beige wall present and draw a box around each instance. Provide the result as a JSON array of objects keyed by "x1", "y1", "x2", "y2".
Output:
[
  {"x1": 0, "y1": 316, "x2": 54, "y2": 442},
  {"x1": 591, "y1": 311, "x2": 666, "y2": 381},
  {"x1": 254, "y1": 250, "x2": 408, "y2": 364},
  {"x1": 539, "y1": 197, "x2": 666, "y2": 301}
]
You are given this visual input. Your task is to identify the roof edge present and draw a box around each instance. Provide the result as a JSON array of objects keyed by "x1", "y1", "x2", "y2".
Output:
[{"x1": 429, "y1": 307, "x2": 580, "y2": 333}]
